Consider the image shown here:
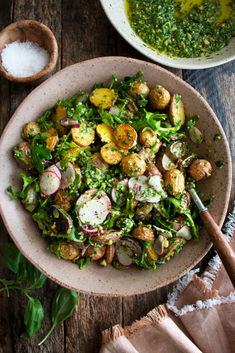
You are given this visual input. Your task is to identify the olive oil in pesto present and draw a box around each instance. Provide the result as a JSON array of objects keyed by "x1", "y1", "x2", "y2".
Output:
[{"x1": 126, "y1": 0, "x2": 235, "y2": 58}]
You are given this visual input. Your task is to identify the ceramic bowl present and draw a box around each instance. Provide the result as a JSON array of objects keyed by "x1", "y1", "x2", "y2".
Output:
[
  {"x1": 0, "y1": 20, "x2": 58, "y2": 84},
  {"x1": 100, "y1": 0, "x2": 235, "y2": 70},
  {"x1": 0, "y1": 57, "x2": 232, "y2": 296}
]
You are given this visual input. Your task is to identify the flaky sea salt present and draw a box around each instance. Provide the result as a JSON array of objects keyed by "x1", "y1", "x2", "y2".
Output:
[{"x1": 1, "y1": 40, "x2": 50, "y2": 78}]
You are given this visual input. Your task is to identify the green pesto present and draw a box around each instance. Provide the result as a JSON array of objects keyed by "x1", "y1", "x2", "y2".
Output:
[{"x1": 126, "y1": 0, "x2": 235, "y2": 58}]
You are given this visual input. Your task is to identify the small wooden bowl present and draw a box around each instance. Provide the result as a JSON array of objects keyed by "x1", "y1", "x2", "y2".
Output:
[{"x1": 0, "y1": 20, "x2": 58, "y2": 84}]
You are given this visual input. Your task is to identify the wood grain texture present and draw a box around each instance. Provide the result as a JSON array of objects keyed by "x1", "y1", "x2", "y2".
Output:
[{"x1": 0, "y1": 1, "x2": 234, "y2": 353}]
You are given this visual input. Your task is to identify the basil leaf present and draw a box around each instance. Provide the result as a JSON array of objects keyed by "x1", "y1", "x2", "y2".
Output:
[
  {"x1": 22, "y1": 296, "x2": 44, "y2": 338},
  {"x1": 26, "y1": 262, "x2": 47, "y2": 289},
  {"x1": 4, "y1": 243, "x2": 23, "y2": 274},
  {"x1": 38, "y1": 287, "x2": 78, "y2": 345}
]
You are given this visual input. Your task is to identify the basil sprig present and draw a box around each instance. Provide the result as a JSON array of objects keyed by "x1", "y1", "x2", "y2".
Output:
[{"x1": 0, "y1": 242, "x2": 78, "y2": 343}]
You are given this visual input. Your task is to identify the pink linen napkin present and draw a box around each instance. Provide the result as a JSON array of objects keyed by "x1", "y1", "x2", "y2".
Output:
[{"x1": 100, "y1": 209, "x2": 235, "y2": 353}]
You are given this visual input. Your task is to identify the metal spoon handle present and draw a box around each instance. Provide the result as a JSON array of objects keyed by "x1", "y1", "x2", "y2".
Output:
[{"x1": 200, "y1": 210, "x2": 235, "y2": 288}]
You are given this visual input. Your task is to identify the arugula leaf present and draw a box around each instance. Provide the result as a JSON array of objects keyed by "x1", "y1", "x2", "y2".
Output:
[
  {"x1": 30, "y1": 134, "x2": 52, "y2": 174},
  {"x1": 185, "y1": 115, "x2": 199, "y2": 130},
  {"x1": 7, "y1": 173, "x2": 37, "y2": 200},
  {"x1": 37, "y1": 108, "x2": 54, "y2": 131}
]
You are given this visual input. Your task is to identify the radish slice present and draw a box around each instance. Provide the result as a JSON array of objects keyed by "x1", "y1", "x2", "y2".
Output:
[
  {"x1": 111, "y1": 178, "x2": 128, "y2": 206},
  {"x1": 154, "y1": 235, "x2": 165, "y2": 255},
  {"x1": 121, "y1": 237, "x2": 142, "y2": 258},
  {"x1": 56, "y1": 162, "x2": 75, "y2": 189},
  {"x1": 109, "y1": 106, "x2": 120, "y2": 116},
  {"x1": 81, "y1": 224, "x2": 99, "y2": 236},
  {"x1": 40, "y1": 171, "x2": 61, "y2": 196},
  {"x1": 76, "y1": 189, "x2": 111, "y2": 210},
  {"x1": 148, "y1": 175, "x2": 167, "y2": 199},
  {"x1": 46, "y1": 164, "x2": 61, "y2": 179},
  {"x1": 128, "y1": 176, "x2": 162, "y2": 203},
  {"x1": 176, "y1": 225, "x2": 192, "y2": 240},
  {"x1": 60, "y1": 117, "x2": 80, "y2": 128},
  {"x1": 78, "y1": 198, "x2": 110, "y2": 226},
  {"x1": 116, "y1": 246, "x2": 133, "y2": 266},
  {"x1": 76, "y1": 188, "x2": 97, "y2": 208},
  {"x1": 116, "y1": 238, "x2": 142, "y2": 266}
]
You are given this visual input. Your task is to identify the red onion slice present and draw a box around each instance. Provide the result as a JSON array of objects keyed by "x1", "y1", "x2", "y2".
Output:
[{"x1": 60, "y1": 117, "x2": 80, "y2": 128}]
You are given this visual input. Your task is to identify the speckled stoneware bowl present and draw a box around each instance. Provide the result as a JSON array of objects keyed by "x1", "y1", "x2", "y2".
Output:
[
  {"x1": 0, "y1": 57, "x2": 232, "y2": 296},
  {"x1": 100, "y1": 0, "x2": 235, "y2": 70}
]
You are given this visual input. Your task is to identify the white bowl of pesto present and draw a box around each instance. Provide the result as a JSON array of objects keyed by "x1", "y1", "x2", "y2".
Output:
[{"x1": 100, "y1": 0, "x2": 235, "y2": 70}]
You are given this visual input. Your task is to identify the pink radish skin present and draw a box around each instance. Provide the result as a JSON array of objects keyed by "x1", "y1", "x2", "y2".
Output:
[
  {"x1": 56, "y1": 162, "x2": 75, "y2": 189},
  {"x1": 115, "y1": 238, "x2": 142, "y2": 266},
  {"x1": 40, "y1": 171, "x2": 61, "y2": 196},
  {"x1": 46, "y1": 164, "x2": 61, "y2": 180},
  {"x1": 76, "y1": 188, "x2": 97, "y2": 209},
  {"x1": 154, "y1": 235, "x2": 165, "y2": 255},
  {"x1": 81, "y1": 225, "x2": 99, "y2": 236}
]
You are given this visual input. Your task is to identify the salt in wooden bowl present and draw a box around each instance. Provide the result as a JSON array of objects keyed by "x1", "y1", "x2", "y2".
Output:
[{"x1": 0, "y1": 20, "x2": 58, "y2": 84}]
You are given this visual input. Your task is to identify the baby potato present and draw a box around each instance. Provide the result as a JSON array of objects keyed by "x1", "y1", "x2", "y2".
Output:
[
  {"x1": 149, "y1": 86, "x2": 171, "y2": 110},
  {"x1": 59, "y1": 241, "x2": 81, "y2": 261},
  {"x1": 54, "y1": 190, "x2": 73, "y2": 212},
  {"x1": 52, "y1": 105, "x2": 67, "y2": 136},
  {"x1": 113, "y1": 123, "x2": 137, "y2": 149},
  {"x1": 105, "y1": 244, "x2": 115, "y2": 264},
  {"x1": 169, "y1": 94, "x2": 185, "y2": 126},
  {"x1": 23, "y1": 122, "x2": 41, "y2": 140},
  {"x1": 14, "y1": 141, "x2": 32, "y2": 170},
  {"x1": 96, "y1": 123, "x2": 114, "y2": 143},
  {"x1": 128, "y1": 81, "x2": 150, "y2": 99},
  {"x1": 136, "y1": 204, "x2": 153, "y2": 221},
  {"x1": 164, "y1": 168, "x2": 185, "y2": 197},
  {"x1": 188, "y1": 159, "x2": 212, "y2": 181},
  {"x1": 91, "y1": 152, "x2": 109, "y2": 172},
  {"x1": 45, "y1": 128, "x2": 59, "y2": 151},
  {"x1": 145, "y1": 162, "x2": 162, "y2": 178},
  {"x1": 71, "y1": 123, "x2": 95, "y2": 147},
  {"x1": 139, "y1": 128, "x2": 157, "y2": 147},
  {"x1": 89, "y1": 88, "x2": 117, "y2": 109},
  {"x1": 63, "y1": 146, "x2": 90, "y2": 161},
  {"x1": 121, "y1": 153, "x2": 146, "y2": 176},
  {"x1": 87, "y1": 245, "x2": 106, "y2": 261},
  {"x1": 132, "y1": 225, "x2": 154, "y2": 241},
  {"x1": 100, "y1": 143, "x2": 122, "y2": 165}
]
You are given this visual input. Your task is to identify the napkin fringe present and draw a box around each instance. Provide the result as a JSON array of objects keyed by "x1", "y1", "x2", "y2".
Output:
[
  {"x1": 124, "y1": 305, "x2": 168, "y2": 338},
  {"x1": 102, "y1": 324, "x2": 124, "y2": 345},
  {"x1": 101, "y1": 305, "x2": 168, "y2": 344}
]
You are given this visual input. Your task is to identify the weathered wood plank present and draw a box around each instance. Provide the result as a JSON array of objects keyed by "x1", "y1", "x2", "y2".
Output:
[
  {"x1": 62, "y1": 0, "x2": 117, "y2": 66},
  {"x1": 66, "y1": 294, "x2": 122, "y2": 353},
  {"x1": 0, "y1": 1, "x2": 64, "y2": 353}
]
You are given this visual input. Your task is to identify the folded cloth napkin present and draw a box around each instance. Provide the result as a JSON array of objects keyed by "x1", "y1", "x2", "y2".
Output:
[{"x1": 100, "y1": 207, "x2": 235, "y2": 353}]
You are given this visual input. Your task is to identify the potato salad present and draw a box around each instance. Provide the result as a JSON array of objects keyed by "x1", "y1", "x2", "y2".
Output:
[{"x1": 8, "y1": 72, "x2": 213, "y2": 271}]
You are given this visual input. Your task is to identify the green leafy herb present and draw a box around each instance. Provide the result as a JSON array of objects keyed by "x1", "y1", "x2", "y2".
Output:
[
  {"x1": 215, "y1": 160, "x2": 224, "y2": 168},
  {"x1": 38, "y1": 287, "x2": 78, "y2": 345},
  {"x1": 214, "y1": 133, "x2": 221, "y2": 142},
  {"x1": 22, "y1": 297, "x2": 44, "y2": 338},
  {"x1": 7, "y1": 173, "x2": 37, "y2": 200},
  {"x1": 4, "y1": 242, "x2": 24, "y2": 273},
  {"x1": 31, "y1": 134, "x2": 52, "y2": 173}
]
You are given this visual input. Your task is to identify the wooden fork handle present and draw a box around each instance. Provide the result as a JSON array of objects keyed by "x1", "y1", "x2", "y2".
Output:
[{"x1": 200, "y1": 210, "x2": 235, "y2": 288}]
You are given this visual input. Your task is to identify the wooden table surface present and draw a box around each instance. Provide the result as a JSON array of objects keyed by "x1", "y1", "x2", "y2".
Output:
[{"x1": 0, "y1": 1, "x2": 234, "y2": 352}]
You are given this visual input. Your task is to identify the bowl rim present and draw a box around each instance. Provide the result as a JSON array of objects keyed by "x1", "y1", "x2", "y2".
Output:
[
  {"x1": 0, "y1": 19, "x2": 58, "y2": 83},
  {"x1": 100, "y1": 0, "x2": 235, "y2": 70},
  {"x1": 0, "y1": 56, "x2": 232, "y2": 296}
]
